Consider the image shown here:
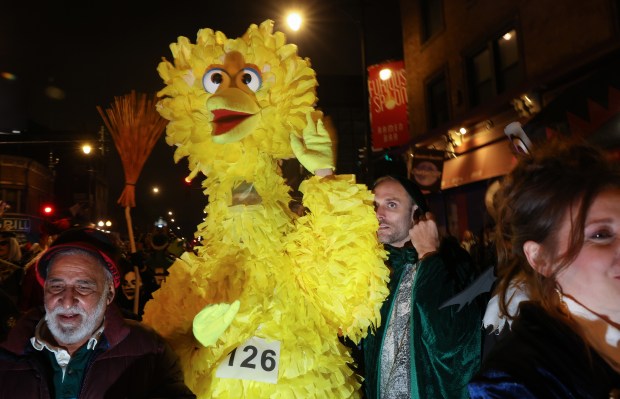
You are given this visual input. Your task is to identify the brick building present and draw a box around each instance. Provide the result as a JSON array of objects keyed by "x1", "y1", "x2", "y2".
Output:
[{"x1": 398, "y1": 0, "x2": 620, "y2": 239}]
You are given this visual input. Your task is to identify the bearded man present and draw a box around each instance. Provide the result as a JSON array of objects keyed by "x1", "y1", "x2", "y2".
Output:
[
  {"x1": 362, "y1": 175, "x2": 483, "y2": 399},
  {"x1": 0, "y1": 227, "x2": 195, "y2": 398}
]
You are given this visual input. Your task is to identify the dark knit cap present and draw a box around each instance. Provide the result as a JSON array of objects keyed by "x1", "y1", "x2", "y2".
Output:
[
  {"x1": 35, "y1": 227, "x2": 121, "y2": 288},
  {"x1": 373, "y1": 174, "x2": 429, "y2": 213}
]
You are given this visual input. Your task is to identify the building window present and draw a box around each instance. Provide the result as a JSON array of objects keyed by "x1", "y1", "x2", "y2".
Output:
[
  {"x1": 421, "y1": 0, "x2": 444, "y2": 43},
  {"x1": 427, "y1": 72, "x2": 450, "y2": 129},
  {"x1": 468, "y1": 28, "x2": 522, "y2": 106}
]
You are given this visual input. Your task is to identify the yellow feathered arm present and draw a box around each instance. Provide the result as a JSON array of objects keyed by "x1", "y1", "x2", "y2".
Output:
[{"x1": 287, "y1": 175, "x2": 390, "y2": 343}]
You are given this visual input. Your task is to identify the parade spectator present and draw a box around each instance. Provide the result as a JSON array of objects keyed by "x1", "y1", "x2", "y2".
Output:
[
  {"x1": 460, "y1": 229, "x2": 477, "y2": 254},
  {"x1": 114, "y1": 256, "x2": 149, "y2": 320},
  {"x1": 0, "y1": 288, "x2": 19, "y2": 342},
  {"x1": 363, "y1": 175, "x2": 482, "y2": 399},
  {"x1": 0, "y1": 227, "x2": 195, "y2": 398},
  {"x1": 469, "y1": 139, "x2": 620, "y2": 397},
  {"x1": 0, "y1": 232, "x2": 23, "y2": 266},
  {"x1": 0, "y1": 231, "x2": 24, "y2": 304},
  {"x1": 142, "y1": 230, "x2": 175, "y2": 293},
  {"x1": 153, "y1": 266, "x2": 169, "y2": 287}
]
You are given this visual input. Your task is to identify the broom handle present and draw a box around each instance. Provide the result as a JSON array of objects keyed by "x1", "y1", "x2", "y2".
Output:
[
  {"x1": 124, "y1": 206, "x2": 141, "y2": 316},
  {"x1": 125, "y1": 206, "x2": 136, "y2": 253}
]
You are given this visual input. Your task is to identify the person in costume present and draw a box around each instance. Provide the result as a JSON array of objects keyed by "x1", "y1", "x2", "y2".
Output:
[
  {"x1": 141, "y1": 20, "x2": 389, "y2": 398},
  {"x1": 114, "y1": 256, "x2": 150, "y2": 319},
  {"x1": 468, "y1": 139, "x2": 620, "y2": 397},
  {"x1": 364, "y1": 175, "x2": 482, "y2": 399}
]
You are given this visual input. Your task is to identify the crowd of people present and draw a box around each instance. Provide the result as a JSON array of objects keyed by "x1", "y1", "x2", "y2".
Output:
[{"x1": 0, "y1": 136, "x2": 618, "y2": 397}]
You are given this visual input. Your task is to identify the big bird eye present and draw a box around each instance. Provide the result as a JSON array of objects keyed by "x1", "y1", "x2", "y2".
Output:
[
  {"x1": 241, "y1": 67, "x2": 262, "y2": 92},
  {"x1": 203, "y1": 68, "x2": 225, "y2": 93}
]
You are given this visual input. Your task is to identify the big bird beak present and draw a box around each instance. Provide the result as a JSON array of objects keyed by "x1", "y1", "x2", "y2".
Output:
[
  {"x1": 205, "y1": 51, "x2": 262, "y2": 144},
  {"x1": 207, "y1": 88, "x2": 261, "y2": 143}
]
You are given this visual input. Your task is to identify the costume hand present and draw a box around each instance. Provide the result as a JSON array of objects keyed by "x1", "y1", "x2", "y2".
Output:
[
  {"x1": 192, "y1": 300, "x2": 240, "y2": 347},
  {"x1": 410, "y1": 211, "x2": 440, "y2": 260},
  {"x1": 290, "y1": 112, "x2": 335, "y2": 175}
]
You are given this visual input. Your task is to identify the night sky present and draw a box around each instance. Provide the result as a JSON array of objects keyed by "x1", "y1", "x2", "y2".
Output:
[{"x1": 0, "y1": 0, "x2": 403, "y2": 238}]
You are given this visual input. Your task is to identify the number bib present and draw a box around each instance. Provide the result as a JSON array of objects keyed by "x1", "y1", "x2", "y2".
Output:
[{"x1": 216, "y1": 336, "x2": 281, "y2": 384}]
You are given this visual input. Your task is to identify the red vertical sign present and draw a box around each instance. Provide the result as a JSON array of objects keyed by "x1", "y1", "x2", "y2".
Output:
[{"x1": 367, "y1": 60, "x2": 410, "y2": 149}]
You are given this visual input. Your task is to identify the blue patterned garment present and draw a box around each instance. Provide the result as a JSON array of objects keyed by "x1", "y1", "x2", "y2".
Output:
[{"x1": 469, "y1": 302, "x2": 620, "y2": 398}]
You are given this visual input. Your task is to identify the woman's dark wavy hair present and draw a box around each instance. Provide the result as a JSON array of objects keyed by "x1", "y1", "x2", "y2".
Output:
[{"x1": 494, "y1": 137, "x2": 620, "y2": 321}]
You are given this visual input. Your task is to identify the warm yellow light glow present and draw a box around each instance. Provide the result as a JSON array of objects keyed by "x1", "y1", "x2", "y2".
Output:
[
  {"x1": 0, "y1": 72, "x2": 16, "y2": 81},
  {"x1": 168, "y1": 211, "x2": 173, "y2": 215},
  {"x1": 503, "y1": 32, "x2": 512, "y2": 41},
  {"x1": 379, "y1": 68, "x2": 392, "y2": 81},
  {"x1": 82, "y1": 144, "x2": 92, "y2": 154},
  {"x1": 153, "y1": 187, "x2": 160, "y2": 193},
  {"x1": 286, "y1": 12, "x2": 302, "y2": 31},
  {"x1": 459, "y1": 127, "x2": 467, "y2": 135},
  {"x1": 105, "y1": 220, "x2": 112, "y2": 227}
]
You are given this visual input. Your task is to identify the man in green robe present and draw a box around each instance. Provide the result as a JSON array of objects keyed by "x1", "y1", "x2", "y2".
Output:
[{"x1": 363, "y1": 175, "x2": 482, "y2": 399}]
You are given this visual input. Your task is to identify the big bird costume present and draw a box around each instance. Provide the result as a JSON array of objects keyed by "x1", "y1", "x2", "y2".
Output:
[{"x1": 142, "y1": 20, "x2": 390, "y2": 398}]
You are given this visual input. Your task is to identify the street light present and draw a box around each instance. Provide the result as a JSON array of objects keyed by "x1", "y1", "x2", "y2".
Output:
[
  {"x1": 286, "y1": 12, "x2": 302, "y2": 31},
  {"x1": 82, "y1": 144, "x2": 92, "y2": 154}
]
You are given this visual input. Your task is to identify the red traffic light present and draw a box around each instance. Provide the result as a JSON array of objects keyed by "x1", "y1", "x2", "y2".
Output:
[{"x1": 42, "y1": 204, "x2": 55, "y2": 216}]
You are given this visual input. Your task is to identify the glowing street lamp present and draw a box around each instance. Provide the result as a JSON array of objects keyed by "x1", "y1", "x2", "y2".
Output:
[{"x1": 286, "y1": 12, "x2": 303, "y2": 31}]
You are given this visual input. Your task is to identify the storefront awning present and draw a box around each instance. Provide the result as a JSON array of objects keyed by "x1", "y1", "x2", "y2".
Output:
[{"x1": 441, "y1": 140, "x2": 517, "y2": 189}]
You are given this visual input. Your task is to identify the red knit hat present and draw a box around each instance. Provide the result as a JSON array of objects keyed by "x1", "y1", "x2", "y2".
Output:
[{"x1": 35, "y1": 227, "x2": 121, "y2": 288}]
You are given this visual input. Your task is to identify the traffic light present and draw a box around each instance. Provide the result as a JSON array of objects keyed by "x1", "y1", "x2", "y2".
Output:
[{"x1": 41, "y1": 204, "x2": 55, "y2": 216}]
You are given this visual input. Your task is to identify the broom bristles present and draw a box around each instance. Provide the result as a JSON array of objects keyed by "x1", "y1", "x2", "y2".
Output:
[{"x1": 96, "y1": 90, "x2": 168, "y2": 208}]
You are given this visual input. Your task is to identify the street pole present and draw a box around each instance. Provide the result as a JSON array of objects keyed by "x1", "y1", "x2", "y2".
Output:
[{"x1": 356, "y1": 0, "x2": 373, "y2": 185}]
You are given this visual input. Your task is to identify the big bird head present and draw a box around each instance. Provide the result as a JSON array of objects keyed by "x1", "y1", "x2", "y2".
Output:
[{"x1": 156, "y1": 20, "x2": 318, "y2": 180}]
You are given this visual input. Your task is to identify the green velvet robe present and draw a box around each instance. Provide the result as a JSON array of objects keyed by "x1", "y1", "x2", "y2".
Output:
[{"x1": 363, "y1": 240, "x2": 482, "y2": 399}]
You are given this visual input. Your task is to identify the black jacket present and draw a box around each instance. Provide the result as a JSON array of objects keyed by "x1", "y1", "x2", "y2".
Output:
[
  {"x1": 0, "y1": 304, "x2": 195, "y2": 399},
  {"x1": 470, "y1": 302, "x2": 620, "y2": 398}
]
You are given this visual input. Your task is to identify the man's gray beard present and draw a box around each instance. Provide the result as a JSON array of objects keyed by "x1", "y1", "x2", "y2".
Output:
[{"x1": 45, "y1": 293, "x2": 107, "y2": 346}]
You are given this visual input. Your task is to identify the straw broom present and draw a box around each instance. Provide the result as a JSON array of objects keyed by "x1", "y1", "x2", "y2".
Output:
[{"x1": 97, "y1": 91, "x2": 167, "y2": 315}]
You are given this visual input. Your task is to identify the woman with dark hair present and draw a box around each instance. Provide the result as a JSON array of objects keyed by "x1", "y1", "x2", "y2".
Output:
[{"x1": 469, "y1": 138, "x2": 620, "y2": 397}]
